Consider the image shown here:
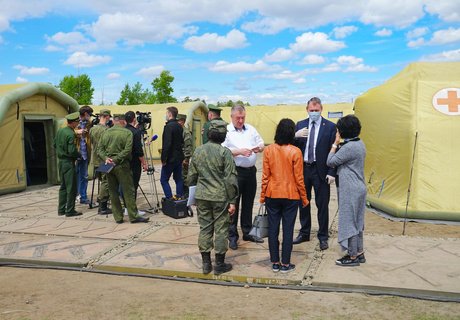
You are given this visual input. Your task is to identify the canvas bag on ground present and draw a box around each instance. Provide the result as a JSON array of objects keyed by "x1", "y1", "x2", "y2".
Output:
[{"x1": 249, "y1": 204, "x2": 269, "y2": 238}]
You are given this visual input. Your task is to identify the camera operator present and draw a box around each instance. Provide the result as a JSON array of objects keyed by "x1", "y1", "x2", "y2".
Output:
[
  {"x1": 125, "y1": 111, "x2": 148, "y2": 200},
  {"x1": 89, "y1": 109, "x2": 112, "y2": 215}
]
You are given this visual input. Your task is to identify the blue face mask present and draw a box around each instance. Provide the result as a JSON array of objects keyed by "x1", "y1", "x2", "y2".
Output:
[{"x1": 308, "y1": 111, "x2": 321, "y2": 123}]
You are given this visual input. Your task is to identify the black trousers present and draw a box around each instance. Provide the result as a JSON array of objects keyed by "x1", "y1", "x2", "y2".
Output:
[
  {"x1": 229, "y1": 166, "x2": 257, "y2": 240},
  {"x1": 298, "y1": 163, "x2": 330, "y2": 241},
  {"x1": 130, "y1": 160, "x2": 142, "y2": 200}
]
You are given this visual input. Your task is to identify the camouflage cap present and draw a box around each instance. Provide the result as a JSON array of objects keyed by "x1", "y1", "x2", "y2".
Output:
[
  {"x1": 100, "y1": 109, "x2": 111, "y2": 116},
  {"x1": 113, "y1": 113, "x2": 126, "y2": 120},
  {"x1": 208, "y1": 119, "x2": 227, "y2": 134},
  {"x1": 207, "y1": 104, "x2": 221, "y2": 112},
  {"x1": 65, "y1": 112, "x2": 80, "y2": 122},
  {"x1": 177, "y1": 114, "x2": 187, "y2": 121}
]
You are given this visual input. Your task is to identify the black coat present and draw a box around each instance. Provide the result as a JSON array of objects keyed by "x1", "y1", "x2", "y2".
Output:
[{"x1": 161, "y1": 119, "x2": 184, "y2": 164}]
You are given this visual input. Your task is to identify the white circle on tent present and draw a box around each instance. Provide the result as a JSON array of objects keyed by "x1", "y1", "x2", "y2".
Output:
[{"x1": 432, "y1": 88, "x2": 460, "y2": 116}]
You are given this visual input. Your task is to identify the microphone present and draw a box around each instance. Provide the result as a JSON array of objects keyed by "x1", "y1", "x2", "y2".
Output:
[{"x1": 150, "y1": 134, "x2": 158, "y2": 142}]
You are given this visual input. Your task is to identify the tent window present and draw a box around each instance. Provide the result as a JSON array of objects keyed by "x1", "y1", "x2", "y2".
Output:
[{"x1": 328, "y1": 111, "x2": 343, "y2": 119}]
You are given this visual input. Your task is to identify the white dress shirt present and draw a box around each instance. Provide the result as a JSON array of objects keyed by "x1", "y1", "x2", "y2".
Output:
[
  {"x1": 222, "y1": 123, "x2": 264, "y2": 168},
  {"x1": 304, "y1": 117, "x2": 322, "y2": 163}
]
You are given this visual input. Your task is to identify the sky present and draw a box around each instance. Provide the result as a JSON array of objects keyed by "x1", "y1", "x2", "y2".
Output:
[{"x1": 0, "y1": 0, "x2": 459, "y2": 106}]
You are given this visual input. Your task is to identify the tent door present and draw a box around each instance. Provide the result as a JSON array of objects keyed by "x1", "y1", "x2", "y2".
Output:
[
  {"x1": 192, "y1": 118, "x2": 202, "y2": 148},
  {"x1": 23, "y1": 119, "x2": 56, "y2": 186}
]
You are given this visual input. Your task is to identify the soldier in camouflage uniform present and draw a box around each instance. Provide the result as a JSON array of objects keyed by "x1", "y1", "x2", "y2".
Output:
[
  {"x1": 201, "y1": 104, "x2": 223, "y2": 144},
  {"x1": 97, "y1": 114, "x2": 149, "y2": 224},
  {"x1": 54, "y1": 112, "x2": 82, "y2": 217},
  {"x1": 187, "y1": 120, "x2": 239, "y2": 275},
  {"x1": 177, "y1": 114, "x2": 193, "y2": 196},
  {"x1": 89, "y1": 109, "x2": 112, "y2": 215}
]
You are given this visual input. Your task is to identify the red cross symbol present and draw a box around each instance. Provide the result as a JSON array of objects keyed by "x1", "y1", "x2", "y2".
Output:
[{"x1": 437, "y1": 90, "x2": 460, "y2": 113}]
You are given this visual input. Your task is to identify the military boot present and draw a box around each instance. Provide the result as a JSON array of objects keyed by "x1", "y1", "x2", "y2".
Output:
[
  {"x1": 201, "y1": 252, "x2": 213, "y2": 275},
  {"x1": 98, "y1": 201, "x2": 112, "y2": 215},
  {"x1": 214, "y1": 253, "x2": 232, "y2": 275}
]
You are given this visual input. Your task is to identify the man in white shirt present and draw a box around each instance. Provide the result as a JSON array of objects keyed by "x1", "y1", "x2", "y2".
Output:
[{"x1": 222, "y1": 105, "x2": 265, "y2": 250}]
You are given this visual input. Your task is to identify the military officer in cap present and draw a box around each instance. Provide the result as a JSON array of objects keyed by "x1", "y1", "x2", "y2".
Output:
[
  {"x1": 97, "y1": 114, "x2": 149, "y2": 224},
  {"x1": 187, "y1": 120, "x2": 239, "y2": 276},
  {"x1": 201, "y1": 104, "x2": 223, "y2": 144},
  {"x1": 89, "y1": 109, "x2": 112, "y2": 215},
  {"x1": 177, "y1": 114, "x2": 193, "y2": 195},
  {"x1": 54, "y1": 112, "x2": 82, "y2": 217}
]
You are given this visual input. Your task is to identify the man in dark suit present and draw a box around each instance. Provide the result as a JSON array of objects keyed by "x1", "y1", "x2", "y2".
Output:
[{"x1": 293, "y1": 97, "x2": 336, "y2": 250}]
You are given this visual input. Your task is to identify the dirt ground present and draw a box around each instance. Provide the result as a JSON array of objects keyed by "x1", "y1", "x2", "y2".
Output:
[{"x1": 0, "y1": 267, "x2": 459, "y2": 320}]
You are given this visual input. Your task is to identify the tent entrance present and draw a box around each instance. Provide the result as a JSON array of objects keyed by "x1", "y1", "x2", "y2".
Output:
[{"x1": 23, "y1": 118, "x2": 56, "y2": 186}]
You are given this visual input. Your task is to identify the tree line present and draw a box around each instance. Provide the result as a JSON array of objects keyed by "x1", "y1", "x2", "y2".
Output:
[{"x1": 56, "y1": 70, "x2": 250, "y2": 107}]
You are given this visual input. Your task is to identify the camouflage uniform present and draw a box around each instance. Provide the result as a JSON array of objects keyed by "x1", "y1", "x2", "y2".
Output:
[
  {"x1": 201, "y1": 116, "x2": 223, "y2": 144},
  {"x1": 89, "y1": 123, "x2": 110, "y2": 203},
  {"x1": 54, "y1": 112, "x2": 80, "y2": 215},
  {"x1": 182, "y1": 126, "x2": 193, "y2": 185},
  {"x1": 97, "y1": 124, "x2": 141, "y2": 223},
  {"x1": 187, "y1": 127, "x2": 239, "y2": 255}
]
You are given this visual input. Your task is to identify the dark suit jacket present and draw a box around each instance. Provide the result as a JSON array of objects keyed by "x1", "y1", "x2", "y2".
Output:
[
  {"x1": 294, "y1": 117, "x2": 336, "y2": 180},
  {"x1": 126, "y1": 124, "x2": 144, "y2": 166},
  {"x1": 161, "y1": 119, "x2": 184, "y2": 164}
]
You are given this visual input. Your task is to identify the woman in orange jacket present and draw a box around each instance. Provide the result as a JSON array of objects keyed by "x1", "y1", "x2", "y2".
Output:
[{"x1": 260, "y1": 118, "x2": 308, "y2": 273}]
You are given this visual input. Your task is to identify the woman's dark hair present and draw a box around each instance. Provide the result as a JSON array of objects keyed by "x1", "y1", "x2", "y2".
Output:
[
  {"x1": 208, "y1": 131, "x2": 227, "y2": 144},
  {"x1": 274, "y1": 118, "x2": 295, "y2": 145},
  {"x1": 336, "y1": 115, "x2": 361, "y2": 139}
]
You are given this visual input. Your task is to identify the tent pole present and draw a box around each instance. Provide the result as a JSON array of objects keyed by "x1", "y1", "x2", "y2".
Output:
[{"x1": 403, "y1": 131, "x2": 418, "y2": 235}]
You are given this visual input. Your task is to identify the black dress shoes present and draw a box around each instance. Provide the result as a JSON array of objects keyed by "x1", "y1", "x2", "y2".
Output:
[
  {"x1": 65, "y1": 211, "x2": 82, "y2": 217},
  {"x1": 242, "y1": 235, "x2": 264, "y2": 243},
  {"x1": 319, "y1": 240, "x2": 329, "y2": 250},
  {"x1": 293, "y1": 234, "x2": 310, "y2": 245},
  {"x1": 131, "y1": 216, "x2": 150, "y2": 223},
  {"x1": 229, "y1": 238, "x2": 238, "y2": 250}
]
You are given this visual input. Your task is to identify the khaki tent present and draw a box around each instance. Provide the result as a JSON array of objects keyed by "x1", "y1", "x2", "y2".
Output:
[
  {"x1": 0, "y1": 83, "x2": 79, "y2": 195},
  {"x1": 355, "y1": 62, "x2": 460, "y2": 222}
]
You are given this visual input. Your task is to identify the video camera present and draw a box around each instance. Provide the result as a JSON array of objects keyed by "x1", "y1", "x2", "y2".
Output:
[
  {"x1": 136, "y1": 111, "x2": 152, "y2": 131},
  {"x1": 91, "y1": 114, "x2": 113, "y2": 128}
]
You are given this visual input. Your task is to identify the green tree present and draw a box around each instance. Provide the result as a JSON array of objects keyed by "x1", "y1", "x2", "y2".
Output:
[
  {"x1": 58, "y1": 74, "x2": 94, "y2": 104},
  {"x1": 151, "y1": 70, "x2": 177, "y2": 103},
  {"x1": 117, "y1": 82, "x2": 154, "y2": 105}
]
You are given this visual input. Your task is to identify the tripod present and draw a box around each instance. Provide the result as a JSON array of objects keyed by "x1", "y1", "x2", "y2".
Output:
[{"x1": 140, "y1": 130, "x2": 161, "y2": 213}]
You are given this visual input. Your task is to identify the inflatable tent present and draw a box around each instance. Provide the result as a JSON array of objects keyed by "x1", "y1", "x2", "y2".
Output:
[
  {"x1": 0, "y1": 83, "x2": 79, "y2": 195},
  {"x1": 355, "y1": 62, "x2": 460, "y2": 222}
]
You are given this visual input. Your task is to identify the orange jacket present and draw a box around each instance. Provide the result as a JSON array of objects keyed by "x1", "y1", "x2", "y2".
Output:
[{"x1": 260, "y1": 143, "x2": 308, "y2": 207}]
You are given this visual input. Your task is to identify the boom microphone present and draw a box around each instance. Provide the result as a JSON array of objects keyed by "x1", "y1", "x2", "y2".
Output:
[{"x1": 150, "y1": 134, "x2": 158, "y2": 142}]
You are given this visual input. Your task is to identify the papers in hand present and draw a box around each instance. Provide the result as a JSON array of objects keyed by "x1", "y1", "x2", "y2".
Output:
[
  {"x1": 96, "y1": 162, "x2": 115, "y2": 173},
  {"x1": 187, "y1": 186, "x2": 196, "y2": 206}
]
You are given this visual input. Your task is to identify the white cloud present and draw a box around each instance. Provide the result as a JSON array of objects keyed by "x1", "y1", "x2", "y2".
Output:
[
  {"x1": 290, "y1": 32, "x2": 345, "y2": 54},
  {"x1": 428, "y1": 28, "x2": 460, "y2": 45},
  {"x1": 293, "y1": 78, "x2": 306, "y2": 84},
  {"x1": 106, "y1": 72, "x2": 120, "y2": 80},
  {"x1": 421, "y1": 49, "x2": 460, "y2": 61},
  {"x1": 344, "y1": 64, "x2": 378, "y2": 72},
  {"x1": 210, "y1": 60, "x2": 275, "y2": 73},
  {"x1": 242, "y1": 17, "x2": 289, "y2": 35},
  {"x1": 13, "y1": 65, "x2": 49, "y2": 75},
  {"x1": 332, "y1": 26, "x2": 358, "y2": 39},
  {"x1": 64, "y1": 51, "x2": 111, "y2": 68},
  {"x1": 135, "y1": 66, "x2": 164, "y2": 78},
  {"x1": 46, "y1": 31, "x2": 88, "y2": 46},
  {"x1": 299, "y1": 54, "x2": 325, "y2": 65},
  {"x1": 360, "y1": 1, "x2": 425, "y2": 28},
  {"x1": 184, "y1": 29, "x2": 248, "y2": 53},
  {"x1": 337, "y1": 55, "x2": 363, "y2": 65},
  {"x1": 44, "y1": 45, "x2": 62, "y2": 52},
  {"x1": 407, "y1": 38, "x2": 425, "y2": 48},
  {"x1": 374, "y1": 28, "x2": 392, "y2": 37},
  {"x1": 406, "y1": 27, "x2": 428, "y2": 39},
  {"x1": 425, "y1": 0, "x2": 460, "y2": 22},
  {"x1": 16, "y1": 76, "x2": 28, "y2": 83},
  {"x1": 264, "y1": 48, "x2": 294, "y2": 62},
  {"x1": 322, "y1": 63, "x2": 341, "y2": 72}
]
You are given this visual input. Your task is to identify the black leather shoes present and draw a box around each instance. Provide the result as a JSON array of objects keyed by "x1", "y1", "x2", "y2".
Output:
[
  {"x1": 242, "y1": 235, "x2": 264, "y2": 243},
  {"x1": 115, "y1": 219, "x2": 124, "y2": 224},
  {"x1": 131, "y1": 216, "x2": 150, "y2": 223},
  {"x1": 319, "y1": 240, "x2": 329, "y2": 250},
  {"x1": 229, "y1": 238, "x2": 238, "y2": 250},
  {"x1": 65, "y1": 211, "x2": 82, "y2": 217},
  {"x1": 293, "y1": 234, "x2": 310, "y2": 245}
]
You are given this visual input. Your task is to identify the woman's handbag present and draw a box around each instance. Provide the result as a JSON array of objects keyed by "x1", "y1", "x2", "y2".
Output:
[{"x1": 248, "y1": 204, "x2": 269, "y2": 238}]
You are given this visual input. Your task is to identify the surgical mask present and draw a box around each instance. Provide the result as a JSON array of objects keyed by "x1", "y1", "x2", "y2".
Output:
[
  {"x1": 165, "y1": 114, "x2": 169, "y2": 121},
  {"x1": 308, "y1": 111, "x2": 321, "y2": 123}
]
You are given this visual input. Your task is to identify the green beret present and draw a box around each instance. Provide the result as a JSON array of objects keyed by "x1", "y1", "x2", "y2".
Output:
[
  {"x1": 113, "y1": 114, "x2": 126, "y2": 120},
  {"x1": 65, "y1": 112, "x2": 80, "y2": 122},
  {"x1": 100, "y1": 109, "x2": 111, "y2": 116},
  {"x1": 208, "y1": 119, "x2": 227, "y2": 134},
  {"x1": 177, "y1": 114, "x2": 187, "y2": 121},
  {"x1": 207, "y1": 104, "x2": 221, "y2": 112}
]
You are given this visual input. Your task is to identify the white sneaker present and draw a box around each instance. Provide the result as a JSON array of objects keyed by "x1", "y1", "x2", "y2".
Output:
[
  {"x1": 138, "y1": 210, "x2": 146, "y2": 216},
  {"x1": 123, "y1": 208, "x2": 128, "y2": 216}
]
